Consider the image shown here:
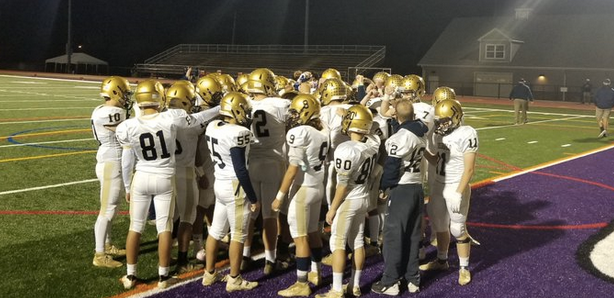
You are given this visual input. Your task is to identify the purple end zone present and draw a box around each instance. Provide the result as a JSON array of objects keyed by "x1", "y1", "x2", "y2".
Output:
[{"x1": 147, "y1": 148, "x2": 614, "y2": 297}]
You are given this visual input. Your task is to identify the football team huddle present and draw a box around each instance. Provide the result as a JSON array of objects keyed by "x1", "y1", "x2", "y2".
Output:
[{"x1": 90, "y1": 67, "x2": 478, "y2": 297}]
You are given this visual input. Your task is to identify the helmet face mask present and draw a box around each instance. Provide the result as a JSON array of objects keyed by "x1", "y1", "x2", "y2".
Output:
[
  {"x1": 196, "y1": 76, "x2": 224, "y2": 108},
  {"x1": 341, "y1": 105, "x2": 373, "y2": 135},
  {"x1": 434, "y1": 100, "x2": 463, "y2": 135},
  {"x1": 100, "y1": 76, "x2": 133, "y2": 110}
]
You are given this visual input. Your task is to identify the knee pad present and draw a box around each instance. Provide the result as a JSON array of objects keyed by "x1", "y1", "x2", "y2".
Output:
[{"x1": 450, "y1": 221, "x2": 467, "y2": 239}]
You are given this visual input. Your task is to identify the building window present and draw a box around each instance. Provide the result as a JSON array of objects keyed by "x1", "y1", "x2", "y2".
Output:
[{"x1": 485, "y1": 44, "x2": 505, "y2": 60}]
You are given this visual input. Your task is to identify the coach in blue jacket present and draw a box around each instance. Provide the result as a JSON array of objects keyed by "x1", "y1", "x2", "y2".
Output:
[
  {"x1": 509, "y1": 78, "x2": 534, "y2": 125},
  {"x1": 593, "y1": 79, "x2": 614, "y2": 138}
]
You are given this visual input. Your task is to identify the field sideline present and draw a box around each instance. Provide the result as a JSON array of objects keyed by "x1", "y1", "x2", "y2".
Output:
[{"x1": 1, "y1": 73, "x2": 613, "y2": 298}]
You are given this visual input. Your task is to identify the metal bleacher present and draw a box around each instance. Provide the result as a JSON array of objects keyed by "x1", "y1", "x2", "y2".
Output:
[{"x1": 133, "y1": 44, "x2": 386, "y2": 80}]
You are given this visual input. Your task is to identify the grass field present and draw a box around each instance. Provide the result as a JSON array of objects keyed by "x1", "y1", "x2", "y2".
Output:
[{"x1": 0, "y1": 74, "x2": 609, "y2": 298}]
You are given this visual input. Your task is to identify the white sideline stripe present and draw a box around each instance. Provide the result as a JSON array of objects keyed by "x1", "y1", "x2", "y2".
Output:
[
  {"x1": 561, "y1": 144, "x2": 571, "y2": 147},
  {"x1": 495, "y1": 138, "x2": 506, "y2": 141},
  {"x1": 0, "y1": 179, "x2": 97, "y2": 196},
  {"x1": 128, "y1": 252, "x2": 267, "y2": 298},
  {"x1": 0, "y1": 118, "x2": 89, "y2": 125},
  {"x1": 475, "y1": 116, "x2": 585, "y2": 131},
  {"x1": 464, "y1": 106, "x2": 594, "y2": 118},
  {"x1": 0, "y1": 138, "x2": 93, "y2": 148},
  {"x1": 0, "y1": 74, "x2": 100, "y2": 84},
  {"x1": 492, "y1": 144, "x2": 614, "y2": 183},
  {"x1": 528, "y1": 141, "x2": 538, "y2": 144}
]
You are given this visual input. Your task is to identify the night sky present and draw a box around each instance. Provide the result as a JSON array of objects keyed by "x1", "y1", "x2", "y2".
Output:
[{"x1": 2, "y1": 0, "x2": 614, "y2": 75}]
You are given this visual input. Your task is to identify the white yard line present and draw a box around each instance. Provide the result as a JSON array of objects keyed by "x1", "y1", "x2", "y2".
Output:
[
  {"x1": 0, "y1": 118, "x2": 89, "y2": 125},
  {"x1": 0, "y1": 179, "x2": 98, "y2": 196},
  {"x1": 0, "y1": 138, "x2": 93, "y2": 148}
]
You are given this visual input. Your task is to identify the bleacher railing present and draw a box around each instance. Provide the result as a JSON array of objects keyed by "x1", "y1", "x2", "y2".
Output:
[{"x1": 144, "y1": 44, "x2": 385, "y2": 64}]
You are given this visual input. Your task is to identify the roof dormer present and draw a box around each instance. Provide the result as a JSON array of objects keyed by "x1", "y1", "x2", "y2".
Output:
[{"x1": 478, "y1": 28, "x2": 524, "y2": 63}]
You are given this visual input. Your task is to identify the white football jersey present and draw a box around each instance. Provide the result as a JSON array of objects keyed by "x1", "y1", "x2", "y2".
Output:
[
  {"x1": 334, "y1": 135, "x2": 380, "y2": 200},
  {"x1": 205, "y1": 120, "x2": 253, "y2": 181},
  {"x1": 433, "y1": 125, "x2": 479, "y2": 184},
  {"x1": 320, "y1": 104, "x2": 351, "y2": 158},
  {"x1": 413, "y1": 102, "x2": 435, "y2": 133},
  {"x1": 286, "y1": 125, "x2": 329, "y2": 187},
  {"x1": 91, "y1": 104, "x2": 126, "y2": 162},
  {"x1": 174, "y1": 107, "x2": 220, "y2": 168},
  {"x1": 115, "y1": 109, "x2": 199, "y2": 177},
  {"x1": 385, "y1": 126, "x2": 426, "y2": 185},
  {"x1": 249, "y1": 97, "x2": 290, "y2": 161}
]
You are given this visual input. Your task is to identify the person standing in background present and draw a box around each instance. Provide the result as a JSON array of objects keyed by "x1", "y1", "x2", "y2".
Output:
[
  {"x1": 508, "y1": 78, "x2": 534, "y2": 125},
  {"x1": 581, "y1": 79, "x2": 593, "y2": 105},
  {"x1": 593, "y1": 79, "x2": 614, "y2": 138}
]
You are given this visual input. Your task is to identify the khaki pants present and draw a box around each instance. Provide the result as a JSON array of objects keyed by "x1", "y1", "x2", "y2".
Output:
[{"x1": 514, "y1": 99, "x2": 529, "y2": 124}]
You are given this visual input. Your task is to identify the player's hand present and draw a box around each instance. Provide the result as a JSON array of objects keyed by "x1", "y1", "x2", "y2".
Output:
[
  {"x1": 197, "y1": 175, "x2": 209, "y2": 189},
  {"x1": 384, "y1": 85, "x2": 395, "y2": 96},
  {"x1": 378, "y1": 190, "x2": 388, "y2": 202},
  {"x1": 125, "y1": 193, "x2": 131, "y2": 203},
  {"x1": 250, "y1": 201, "x2": 261, "y2": 213},
  {"x1": 336, "y1": 107, "x2": 347, "y2": 117},
  {"x1": 271, "y1": 198, "x2": 282, "y2": 213},
  {"x1": 326, "y1": 209, "x2": 336, "y2": 225},
  {"x1": 356, "y1": 75, "x2": 364, "y2": 84},
  {"x1": 449, "y1": 191, "x2": 462, "y2": 213}
]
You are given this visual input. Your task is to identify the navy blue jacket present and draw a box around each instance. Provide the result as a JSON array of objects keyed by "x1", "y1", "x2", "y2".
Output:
[
  {"x1": 593, "y1": 86, "x2": 614, "y2": 109},
  {"x1": 509, "y1": 83, "x2": 534, "y2": 101}
]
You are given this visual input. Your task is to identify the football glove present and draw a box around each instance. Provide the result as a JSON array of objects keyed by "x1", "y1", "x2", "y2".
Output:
[{"x1": 448, "y1": 191, "x2": 462, "y2": 213}]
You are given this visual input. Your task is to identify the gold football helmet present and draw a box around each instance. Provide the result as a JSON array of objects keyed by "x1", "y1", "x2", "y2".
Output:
[
  {"x1": 317, "y1": 78, "x2": 348, "y2": 106},
  {"x1": 216, "y1": 74, "x2": 237, "y2": 93},
  {"x1": 219, "y1": 92, "x2": 252, "y2": 127},
  {"x1": 166, "y1": 82, "x2": 196, "y2": 112},
  {"x1": 434, "y1": 99, "x2": 463, "y2": 135},
  {"x1": 400, "y1": 75, "x2": 425, "y2": 101},
  {"x1": 236, "y1": 73, "x2": 249, "y2": 91},
  {"x1": 372, "y1": 71, "x2": 390, "y2": 83},
  {"x1": 275, "y1": 76, "x2": 290, "y2": 93},
  {"x1": 321, "y1": 68, "x2": 342, "y2": 80},
  {"x1": 351, "y1": 77, "x2": 374, "y2": 90},
  {"x1": 342, "y1": 104, "x2": 374, "y2": 135},
  {"x1": 173, "y1": 80, "x2": 196, "y2": 92},
  {"x1": 287, "y1": 94, "x2": 320, "y2": 129},
  {"x1": 385, "y1": 74, "x2": 404, "y2": 91},
  {"x1": 196, "y1": 76, "x2": 224, "y2": 107},
  {"x1": 245, "y1": 68, "x2": 276, "y2": 96},
  {"x1": 134, "y1": 79, "x2": 165, "y2": 108},
  {"x1": 100, "y1": 76, "x2": 133, "y2": 109},
  {"x1": 432, "y1": 86, "x2": 456, "y2": 106}
]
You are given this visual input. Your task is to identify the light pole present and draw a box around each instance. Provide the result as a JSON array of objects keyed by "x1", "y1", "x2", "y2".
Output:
[
  {"x1": 66, "y1": 0, "x2": 72, "y2": 73},
  {"x1": 304, "y1": 0, "x2": 309, "y2": 52}
]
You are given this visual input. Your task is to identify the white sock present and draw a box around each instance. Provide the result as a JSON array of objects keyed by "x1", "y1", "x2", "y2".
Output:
[
  {"x1": 459, "y1": 257, "x2": 470, "y2": 267},
  {"x1": 353, "y1": 269, "x2": 362, "y2": 287},
  {"x1": 94, "y1": 216, "x2": 109, "y2": 253},
  {"x1": 311, "y1": 261, "x2": 321, "y2": 273},
  {"x1": 368, "y1": 216, "x2": 380, "y2": 244},
  {"x1": 159, "y1": 266, "x2": 170, "y2": 277},
  {"x1": 297, "y1": 269, "x2": 308, "y2": 282},
  {"x1": 265, "y1": 250, "x2": 276, "y2": 263},
  {"x1": 438, "y1": 250, "x2": 449, "y2": 261},
  {"x1": 127, "y1": 264, "x2": 137, "y2": 276},
  {"x1": 332, "y1": 272, "x2": 343, "y2": 292},
  {"x1": 243, "y1": 246, "x2": 251, "y2": 258}
]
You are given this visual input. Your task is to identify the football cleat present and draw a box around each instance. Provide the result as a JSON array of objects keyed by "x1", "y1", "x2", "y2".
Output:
[
  {"x1": 264, "y1": 260, "x2": 289, "y2": 275},
  {"x1": 158, "y1": 275, "x2": 179, "y2": 289},
  {"x1": 240, "y1": 256, "x2": 253, "y2": 271},
  {"x1": 120, "y1": 275, "x2": 138, "y2": 290},
  {"x1": 419, "y1": 259, "x2": 450, "y2": 271},
  {"x1": 226, "y1": 274, "x2": 258, "y2": 292},
  {"x1": 371, "y1": 280, "x2": 400, "y2": 296},
  {"x1": 104, "y1": 244, "x2": 126, "y2": 257},
  {"x1": 459, "y1": 268, "x2": 472, "y2": 286},
  {"x1": 202, "y1": 270, "x2": 225, "y2": 286},
  {"x1": 307, "y1": 271, "x2": 321, "y2": 286},
  {"x1": 343, "y1": 283, "x2": 362, "y2": 296},
  {"x1": 278, "y1": 281, "x2": 311, "y2": 297},
  {"x1": 363, "y1": 243, "x2": 381, "y2": 258},
  {"x1": 93, "y1": 253, "x2": 122, "y2": 268},
  {"x1": 315, "y1": 289, "x2": 344, "y2": 298}
]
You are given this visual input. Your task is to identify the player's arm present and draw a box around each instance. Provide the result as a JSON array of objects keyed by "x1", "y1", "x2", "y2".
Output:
[
  {"x1": 120, "y1": 147, "x2": 135, "y2": 200},
  {"x1": 230, "y1": 144, "x2": 258, "y2": 204},
  {"x1": 456, "y1": 151, "x2": 476, "y2": 195},
  {"x1": 326, "y1": 152, "x2": 352, "y2": 224},
  {"x1": 379, "y1": 138, "x2": 404, "y2": 191}
]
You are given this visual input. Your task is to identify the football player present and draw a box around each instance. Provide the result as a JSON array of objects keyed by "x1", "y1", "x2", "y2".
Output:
[
  {"x1": 165, "y1": 82, "x2": 219, "y2": 273},
  {"x1": 201, "y1": 92, "x2": 260, "y2": 292},
  {"x1": 420, "y1": 99, "x2": 478, "y2": 286},
  {"x1": 372, "y1": 100, "x2": 427, "y2": 295},
  {"x1": 272, "y1": 94, "x2": 329, "y2": 297},
  {"x1": 91, "y1": 76, "x2": 132, "y2": 268},
  {"x1": 116, "y1": 79, "x2": 218, "y2": 290},
  {"x1": 240, "y1": 68, "x2": 291, "y2": 274},
  {"x1": 318, "y1": 105, "x2": 380, "y2": 298},
  {"x1": 192, "y1": 76, "x2": 225, "y2": 259}
]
